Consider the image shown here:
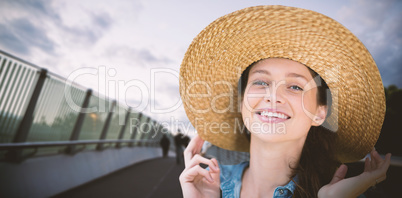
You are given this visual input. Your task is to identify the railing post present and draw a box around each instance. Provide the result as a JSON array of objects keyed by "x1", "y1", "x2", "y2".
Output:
[
  {"x1": 129, "y1": 113, "x2": 142, "y2": 147},
  {"x1": 116, "y1": 107, "x2": 131, "y2": 148},
  {"x1": 138, "y1": 117, "x2": 151, "y2": 146},
  {"x1": 65, "y1": 89, "x2": 92, "y2": 154},
  {"x1": 6, "y1": 69, "x2": 47, "y2": 162},
  {"x1": 153, "y1": 122, "x2": 162, "y2": 147},
  {"x1": 96, "y1": 100, "x2": 116, "y2": 150},
  {"x1": 149, "y1": 120, "x2": 157, "y2": 146}
]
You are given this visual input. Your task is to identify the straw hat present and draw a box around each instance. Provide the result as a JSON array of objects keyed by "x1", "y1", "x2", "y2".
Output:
[{"x1": 179, "y1": 5, "x2": 385, "y2": 163}]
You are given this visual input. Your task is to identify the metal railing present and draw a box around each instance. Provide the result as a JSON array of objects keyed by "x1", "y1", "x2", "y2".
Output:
[
  {"x1": 0, "y1": 50, "x2": 172, "y2": 162},
  {"x1": 0, "y1": 139, "x2": 160, "y2": 149}
]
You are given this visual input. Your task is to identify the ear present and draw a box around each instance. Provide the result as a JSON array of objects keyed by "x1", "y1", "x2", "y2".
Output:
[{"x1": 311, "y1": 105, "x2": 327, "y2": 126}]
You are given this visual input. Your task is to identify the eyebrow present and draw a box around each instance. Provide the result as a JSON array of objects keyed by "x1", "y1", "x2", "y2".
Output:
[
  {"x1": 287, "y1": 72, "x2": 308, "y2": 82},
  {"x1": 251, "y1": 70, "x2": 308, "y2": 82},
  {"x1": 251, "y1": 69, "x2": 270, "y2": 75}
]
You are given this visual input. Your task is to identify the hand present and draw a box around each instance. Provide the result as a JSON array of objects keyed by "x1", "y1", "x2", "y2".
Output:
[
  {"x1": 179, "y1": 135, "x2": 221, "y2": 198},
  {"x1": 318, "y1": 149, "x2": 391, "y2": 198}
]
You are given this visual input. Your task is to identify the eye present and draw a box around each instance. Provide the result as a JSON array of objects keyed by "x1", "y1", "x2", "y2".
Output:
[
  {"x1": 289, "y1": 85, "x2": 303, "y2": 91},
  {"x1": 252, "y1": 80, "x2": 269, "y2": 87}
]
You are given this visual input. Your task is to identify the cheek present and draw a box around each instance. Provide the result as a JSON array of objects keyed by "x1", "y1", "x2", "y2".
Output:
[
  {"x1": 241, "y1": 95, "x2": 259, "y2": 126},
  {"x1": 241, "y1": 101, "x2": 251, "y2": 131},
  {"x1": 242, "y1": 93, "x2": 260, "y2": 112},
  {"x1": 290, "y1": 92, "x2": 318, "y2": 124},
  {"x1": 299, "y1": 90, "x2": 318, "y2": 112},
  {"x1": 241, "y1": 97, "x2": 252, "y2": 118}
]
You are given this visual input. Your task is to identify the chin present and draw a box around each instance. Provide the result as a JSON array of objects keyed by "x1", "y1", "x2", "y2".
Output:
[{"x1": 250, "y1": 126, "x2": 288, "y2": 140}]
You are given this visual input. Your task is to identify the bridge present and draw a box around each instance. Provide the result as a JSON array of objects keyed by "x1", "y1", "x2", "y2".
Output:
[
  {"x1": 0, "y1": 50, "x2": 401, "y2": 197},
  {"x1": 0, "y1": 50, "x2": 184, "y2": 197}
]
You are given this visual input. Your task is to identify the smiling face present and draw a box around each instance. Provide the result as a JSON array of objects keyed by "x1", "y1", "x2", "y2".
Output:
[{"x1": 241, "y1": 58, "x2": 327, "y2": 143}]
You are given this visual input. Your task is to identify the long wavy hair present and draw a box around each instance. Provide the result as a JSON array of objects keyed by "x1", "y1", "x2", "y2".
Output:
[{"x1": 239, "y1": 59, "x2": 340, "y2": 198}]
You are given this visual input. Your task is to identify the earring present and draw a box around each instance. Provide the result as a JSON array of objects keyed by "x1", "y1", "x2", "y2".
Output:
[{"x1": 314, "y1": 117, "x2": 322, "y2": 123}]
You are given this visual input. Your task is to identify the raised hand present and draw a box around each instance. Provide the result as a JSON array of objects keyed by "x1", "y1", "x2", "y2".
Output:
[
  {"x1": 318, "y1": 149, "x2": 391, "y2": 198},
  {"x1": 179, "y1": 135, "x2": 221, "y2": 198}
]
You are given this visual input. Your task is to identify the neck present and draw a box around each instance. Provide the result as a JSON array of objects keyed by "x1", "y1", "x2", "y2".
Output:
[{"x1": 241, "y1": 136, "x2": 305, "y2": 197}]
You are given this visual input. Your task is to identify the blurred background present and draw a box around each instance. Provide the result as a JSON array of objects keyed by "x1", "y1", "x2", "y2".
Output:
[
  {"x1": 0, "y1": 0, "x2": 401, "y2": 135},
  {"x1": 0, "y1": 0, "x2": 400, "y2": 197}
]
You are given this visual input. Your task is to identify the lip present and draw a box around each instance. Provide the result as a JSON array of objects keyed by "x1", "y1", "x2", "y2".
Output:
[{"x1": 254, "y1": 108, "x2": 291, "y2": 123}]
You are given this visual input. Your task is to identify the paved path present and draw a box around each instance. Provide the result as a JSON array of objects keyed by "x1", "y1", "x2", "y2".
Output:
[{"x1": 53, "y1": 157, "x2": 184, "y2": 198}]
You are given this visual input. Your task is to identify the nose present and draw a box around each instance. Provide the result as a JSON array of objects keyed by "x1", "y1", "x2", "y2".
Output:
[{"x1": 263, "y1": 82, "x2": 285, "y2": 105}]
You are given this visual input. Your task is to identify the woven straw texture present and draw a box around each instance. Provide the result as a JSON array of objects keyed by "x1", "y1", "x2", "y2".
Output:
[{"x1": 179, "y1": 5, "x2": 385, "y2": 163}]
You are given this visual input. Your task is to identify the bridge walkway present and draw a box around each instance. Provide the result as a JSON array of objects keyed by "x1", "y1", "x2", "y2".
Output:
[{"x1": 53, "y1": 157, "x2": 184, "y2": 198}]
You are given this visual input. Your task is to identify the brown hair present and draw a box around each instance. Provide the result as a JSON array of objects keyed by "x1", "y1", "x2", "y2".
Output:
[{"x1": 239, "y1": 59, "x2": 340, "y2": 197}]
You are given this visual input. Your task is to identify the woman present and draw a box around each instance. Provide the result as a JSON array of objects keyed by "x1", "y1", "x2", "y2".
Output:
[{"x1": 179, "y1": 5, "x2": 391, "y2": 198}]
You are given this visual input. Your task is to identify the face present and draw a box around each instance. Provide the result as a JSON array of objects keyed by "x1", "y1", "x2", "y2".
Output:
[{"x1": 241, "y1": 58, "x2": 327, "y2": 143}]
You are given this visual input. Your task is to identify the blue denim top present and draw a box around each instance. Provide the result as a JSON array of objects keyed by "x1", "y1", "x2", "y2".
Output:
[
  {"x1": 219, "y1": 161, "x2": 296, "y2": 198},
  {"x1": 218, "y1": 161, "x2": 366, "y2": 198}
]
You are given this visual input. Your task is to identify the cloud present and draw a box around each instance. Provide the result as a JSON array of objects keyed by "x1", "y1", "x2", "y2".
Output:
[
  {"x1": 4, "y1": 18, "x2": 55, "y2": 54},
  {"x1": 103, "y1": 45, "x2": 174, "y2": 66},
  {"x1": 56, "y1": 11, "x2": 114, "y2": 47},
  {"x1": 0, "y1": 0, "x2": 118, "y2": 57},
  {"x1": 337, "y1": 0, "x2": 402, "y2": 87},
  {"x1": 1, "y1": 0, "x2": 60, "y2": 20},
  {"x1": 92, "y1": 13, "x2": 112, "y2": 29},
  {"x1": 0, "y1": 0, "x2": 179, "y2": 127},
  {"x1": 0, "y1": 23, "x2": 29, "y2": 54},
  {"x1": 0, "y1": 0, "x2": 57, "y2": 55}
]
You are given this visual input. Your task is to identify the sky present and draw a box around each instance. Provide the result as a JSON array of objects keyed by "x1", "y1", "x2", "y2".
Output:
[{"x1": 0, "y1": 0, "x2": 401, "y2": 135}]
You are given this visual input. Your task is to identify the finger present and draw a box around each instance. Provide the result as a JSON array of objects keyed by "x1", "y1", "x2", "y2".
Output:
[
  {"x1": 329, "y1": 164, "x2": 348, "y2": 185},
  {"x1": 187, "y1": 154, "x2": 219, "y2": 171},
  {"x1": 183, "y1": 165, "x2": 214, "y2": 183},
  {"x1": 185, "y1": 135, "x2": 203, "y2": 154},
  {"x1": 364, "y1": 157, "x2": 371, "y2": 172},
  {"x1": 372, "y1": 150, "x2": 383, "y2": 165},
  {"x1": 211, "y1": 158, "x2": 220, "y2": 170},
  {"x1": 381, "y1": 153, "x2": 392, "y2": 171},
  {"x1": 210, "y1": 158, "x2": 221, "y2": 184},
  {"x1": 183, "y1": 135, "x2": 205, "y2": 166},
  {"x1": 370, "y1": 151, "x2": 377, "y2": 170},
  {"x1": 183, "y1": 148, "x2": 192, "y2": 167},
  {"x1": 376, "y1": 153, "x2": 391, "y2": 183},
  {"x1": 209, "y1": 158, "x2": 220, "y2": 173},
  {"x1": 191, "y1": 135, "x2": 205, "y2": 155},
  {"x1": 372, "y1": 153, "x2": 391, "y2": 184}
]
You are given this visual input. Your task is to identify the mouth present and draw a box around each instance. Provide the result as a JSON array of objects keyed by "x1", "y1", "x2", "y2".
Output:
[{"x1": 255, "y1": 110, "x2": 291, "y2": 120}]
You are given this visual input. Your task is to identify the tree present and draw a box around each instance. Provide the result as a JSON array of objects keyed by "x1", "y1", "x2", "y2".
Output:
[{"x1": 375, "y1": 85, "x2": 402, "y2": 156}]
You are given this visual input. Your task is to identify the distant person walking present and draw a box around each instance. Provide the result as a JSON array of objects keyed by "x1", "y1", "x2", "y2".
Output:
[
  {"x1": 174, "y1": 129, "x2": 184, "y2": 164},
  {"x1": 159, "y1": 134, "x2": 170, "y2": 158},
  {"x1": 181, "y1": 134, "x2": 190, "y2": 147}
]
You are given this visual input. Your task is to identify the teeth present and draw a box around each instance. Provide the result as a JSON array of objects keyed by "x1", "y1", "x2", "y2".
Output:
[{"x1": 260, "y1": 111, "x2": 289, "y2": 119}]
